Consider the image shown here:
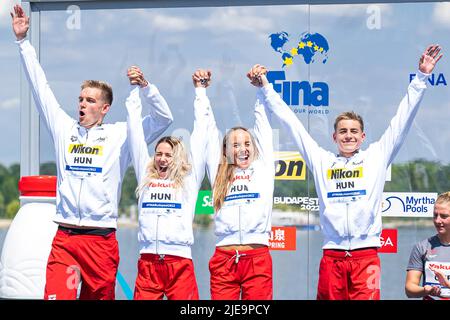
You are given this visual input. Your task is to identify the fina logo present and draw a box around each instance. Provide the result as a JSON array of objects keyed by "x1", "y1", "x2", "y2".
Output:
[
  {"x1": 409, "y1": 73, "x2": 447, "y2": 86},
  {"x1": 267, "y1": 31, "x2": 330, "y2": 108}
]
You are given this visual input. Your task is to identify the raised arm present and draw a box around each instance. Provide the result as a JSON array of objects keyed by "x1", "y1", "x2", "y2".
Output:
[
  {"x1": 127, "y1": 66, "x2": 174, "y2": 144},
  {"x1": 125, "y1": 85, "x2": 151, "y2": 184},
  {"x1": 12, "y1": 4, "x2": 72, "y2": 137},
  {"x1": 187, "y1": 69, "x2": 215, "y2": 190},
  {"x1": 246, "y1": 65, "x2": 274, "y2": 168},
  {"x1": 253, "y1": 67, "x2": 324, "y2": 170},
  {"x1": 193, "y1": 71, "x2": 222, "y2": 186},
  {"x1": 377, "y1": 45, "x2": 443, "y2": 166}
]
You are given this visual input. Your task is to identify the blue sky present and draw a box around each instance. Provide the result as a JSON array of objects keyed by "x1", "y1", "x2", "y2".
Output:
[{"x1": 1, "y1": 1, "x2": 450, "y2": 167}]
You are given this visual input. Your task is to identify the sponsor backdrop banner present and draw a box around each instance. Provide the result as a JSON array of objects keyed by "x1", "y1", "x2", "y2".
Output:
[
  {"x1": 195, "y1": 190, "x2": 214, "y2": 215},
  {"x1": 381, "y1": 192, "x2": 437, "y2": 217},
  {"x1": 379, "y1": 229, "x2": 398, "y2": 254},
  {"x1": 274, "y1": 152, "x2": 306, "y2": 181},
  {"x1": 269, "y1": 226, "x2": 297, "y2": 251}
]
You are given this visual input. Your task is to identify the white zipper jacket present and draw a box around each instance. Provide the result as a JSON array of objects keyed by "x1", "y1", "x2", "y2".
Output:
[
  {"x1": 126, "y1": 86, "x2": 210, "y2": 259},
  {"x1": 206, "y1": 88, "x2": 275, "y2": 247},
  {"x1": 261, "y1": 71, "x2": 430, "y2": 250},
  {"x1": 18, "y1": 39, "x2": 173, "y2": 229}
]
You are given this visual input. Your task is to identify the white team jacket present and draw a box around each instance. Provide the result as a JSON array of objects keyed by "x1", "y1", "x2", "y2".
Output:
[
  {"x1": 261, "y1": 71, "x2": 430, "y2": 250},
  {"x1": 126, "y1": 87, "x2": 211, "y2": 259},
  {"x1": 18, "y1": 39, "x2": 173, "y2": 229},
  {"x1": 206, "y1": 89, "x2": 275, "y2": 247}
]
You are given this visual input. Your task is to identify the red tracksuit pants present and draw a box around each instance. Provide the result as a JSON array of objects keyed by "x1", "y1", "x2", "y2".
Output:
[
  {"x1": 133, "y1": 253, "x2": 199, "y2": 300},
  {"x1": 317, "y1": 247, "x2": 381, "y2": 300},
  {"x1": 44, "y1": 229, "x2": 119, "y2": 300},
  {"x1": 209, "y1": 246, "x2": 273, "y2": 300}
]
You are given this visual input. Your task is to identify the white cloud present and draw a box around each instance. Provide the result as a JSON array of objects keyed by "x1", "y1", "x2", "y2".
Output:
[
  {"x1": 0, "y1": 0, "x2": 21, "y2": 27},
  {"x1": 134, "y1": 10, "x2": 193, "y2": 32},
  {"x1": 432, "y1": 3, "x2": 450, "y2": 28},
  {"x1": 203, "y1": 8, "x2": 274, "y2": 34},
  {"x1": 292, "y1": 4, "x2": 392, "y2": 17},
  {"x1": 134, "y1": 8, "x2": 273, "y2": 35},
  {"x1": 0, "y1": 98, "x2": 19, "y2": 110},
  {"x1": 152, "y1": 14, "x2": 192, "y2": 32}
]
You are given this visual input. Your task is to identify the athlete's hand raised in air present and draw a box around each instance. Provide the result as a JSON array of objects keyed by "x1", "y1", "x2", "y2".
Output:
[
  {"x1": 192, "y1": 69, "x2": 211, "y2": 88},
  {"x1": 247, "y1": 64, "x2": 269, "y2": 87},
  {"x1": 11, "y1": 4, "x2": 29, "y2": 41}
]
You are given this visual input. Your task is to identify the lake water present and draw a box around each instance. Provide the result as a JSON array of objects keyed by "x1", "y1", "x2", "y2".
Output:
[{"x1": 0, "y1": 224, "x2": 433, "y2": 300}]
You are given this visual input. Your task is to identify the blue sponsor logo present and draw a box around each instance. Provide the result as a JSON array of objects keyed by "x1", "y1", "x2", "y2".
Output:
[
  {"x1": 409, "y1": 73, "x2": 447, "y2": 86},
  {"x1": 224, "y1": 193, "x2": 260, "y2": 202},
  {"x1": 327, "y1": 190, "x2": 366, "y2": 198},
  {"x1": 267, "y1": 71, "x2": 328, "y2": 107},
  {"x1": 65, "y1": 165, "x2": 102, "y2": 173},
  {"x1": 382, "y1": 195, "x2": 434, "y2": 213},
  {"x1": 142, "y1": 202, "x2": 182, "y2": 209},
  {"x1": 268, "y1": 31, "x2": 330, "y2": 109}
]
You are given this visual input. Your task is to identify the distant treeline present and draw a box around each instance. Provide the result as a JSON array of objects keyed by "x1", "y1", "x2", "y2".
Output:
[
  {"x1": 0, "y1": 164, "x2": 20, "y2": 218},
  {"x1": 0, "y1": 159, "x2": 449, "y2": 218},
  {"x1": 274, "y1": 159, "x2": 450, "y2": 199}
]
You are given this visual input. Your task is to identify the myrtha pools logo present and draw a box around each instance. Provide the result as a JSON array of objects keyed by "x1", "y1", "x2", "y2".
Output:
[
  {"x1": 267, "y1": 32, "x2": 330, "y2": 111},
  {"x1": 381, "y1": 192, "x2": 436, "y2": 217}
]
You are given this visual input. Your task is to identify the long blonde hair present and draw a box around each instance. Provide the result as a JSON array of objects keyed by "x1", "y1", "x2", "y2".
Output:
[
  {"x1": 136, "y1": 136, "x2": 191, "y2": 197},
  {"x1": 212, "y1": 127, "x2": 259, "y2": 211}
]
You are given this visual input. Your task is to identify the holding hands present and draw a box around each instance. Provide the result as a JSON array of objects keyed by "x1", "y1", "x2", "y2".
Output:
[
  {"x1": 247, "y1": 64, "x2": 269, "y2": 87},
  {"x1": 192, "y1": 69, "x2": 212, "y2": 88},
  {"x1": 422, "y1": 270, "x2": 450, "y2": 298},
  {"x1": 127, "y1": 66, "x2": 148, "y2": 88},
  {"x1": 423, "y1": 284, "x2": 442, "y2": 297}
]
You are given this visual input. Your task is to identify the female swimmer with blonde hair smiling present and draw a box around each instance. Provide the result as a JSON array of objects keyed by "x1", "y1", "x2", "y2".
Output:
[
  {"x1": 124, "y1": 71, "x2": 214, "y2": 300},
  {"x1": 201, "y1": 65, "x2": 276, "y2": 300}
]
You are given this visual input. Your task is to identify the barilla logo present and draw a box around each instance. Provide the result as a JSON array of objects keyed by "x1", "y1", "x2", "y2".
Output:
[
  {"x1": 327, "y1": 167, "x2": 363, "y2": 180},
  {"x1": 69, "y1": 144, "x2": 103, "y2": 155},
  {"x1": 268, "y1": 31, "x2": 330, "y2": 108},
  {"x1": 149, "y1": 181, "x2": 175, "y2": 188}
]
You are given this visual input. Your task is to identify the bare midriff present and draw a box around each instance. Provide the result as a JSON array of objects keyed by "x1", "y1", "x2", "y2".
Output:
[
  {"x1": 58, "y1": 222, "x2": 111, "y2": 230},
  {"x1": 218, "y1": 243, "x2": 266, "y2": 251}
]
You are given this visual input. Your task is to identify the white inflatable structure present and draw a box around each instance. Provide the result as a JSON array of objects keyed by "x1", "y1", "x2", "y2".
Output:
[{"x1": 0, "y1": 176, "x2": 58, "y2": 299}]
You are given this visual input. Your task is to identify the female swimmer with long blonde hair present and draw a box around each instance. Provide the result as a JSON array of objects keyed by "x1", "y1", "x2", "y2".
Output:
[
  {"x1": 124, "y1": 71, "x2": 214, "y2": 300},
  {"x1": 202, "y1": 65, "x2": 275, "y2": 300}
]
